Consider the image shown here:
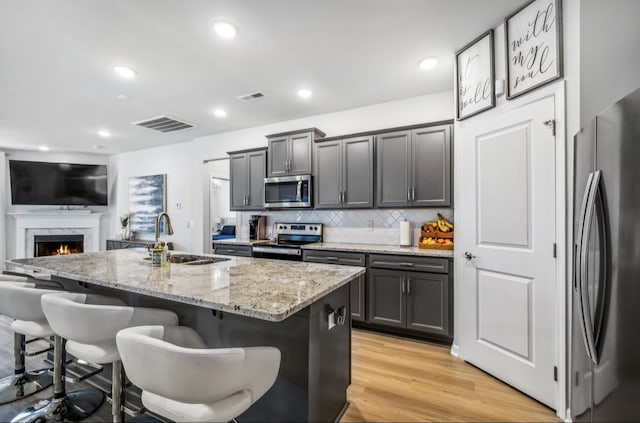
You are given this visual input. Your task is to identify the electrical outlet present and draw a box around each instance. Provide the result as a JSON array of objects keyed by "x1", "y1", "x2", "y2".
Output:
[
  {"x1": 367, "y1": 220, "x2": 374, "y2": 231},
  {"x1": 328, "y1": 311, "x2": 336, "y2": 330}
]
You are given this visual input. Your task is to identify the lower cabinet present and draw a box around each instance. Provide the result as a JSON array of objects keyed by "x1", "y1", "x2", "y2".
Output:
[
  {"x1": 302, "y1": 250, "x2": 366, "y2": 322},
  {"x1": 368, "y1": 268, "x2": 450, "y2": 337},
  {"x1": 303, "y1": 250, "x2": 453, "y2": 341},
  {"x1": 367, "y1": 254, "x2": 452, "y2": 340}
]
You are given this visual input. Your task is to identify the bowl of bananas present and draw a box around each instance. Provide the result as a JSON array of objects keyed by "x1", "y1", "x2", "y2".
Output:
[{"x1": 420, "y1": 214, "x2": 454, "y2": 250}]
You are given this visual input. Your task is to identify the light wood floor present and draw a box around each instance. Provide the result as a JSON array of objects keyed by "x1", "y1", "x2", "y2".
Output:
[{"x1": 343, "y1": 329, "x2": 559, "y2": 422}]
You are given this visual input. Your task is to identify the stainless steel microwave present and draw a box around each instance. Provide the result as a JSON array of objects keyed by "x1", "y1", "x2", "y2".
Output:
[{"x1": 264, "y1": 175, "x2": 312, "y2": 209}]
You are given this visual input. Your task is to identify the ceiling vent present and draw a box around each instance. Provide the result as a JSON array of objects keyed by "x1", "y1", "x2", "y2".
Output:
[
  {"x1": 132, "y1": 115, "x2": 194, "y2": 133},
  {"x1": 237, "y1": 92, "x2": 266, "y2": 102}
]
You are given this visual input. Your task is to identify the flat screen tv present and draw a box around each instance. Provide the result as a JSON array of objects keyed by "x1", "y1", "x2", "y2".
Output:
[{"x1": 9, "y1": 160, "x2": 108, "y2": 206}]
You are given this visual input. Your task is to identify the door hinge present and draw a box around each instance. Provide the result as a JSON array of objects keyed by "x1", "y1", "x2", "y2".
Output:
[
  {"x1": 553, "y1": 243, "x2": 557, "y2": 258},
  {"x1": 543, "y1": 119, "x2": 556, "y2": 136},
  {"x1": 554, "y1": 366, "x2": 558, "y2": 382}
]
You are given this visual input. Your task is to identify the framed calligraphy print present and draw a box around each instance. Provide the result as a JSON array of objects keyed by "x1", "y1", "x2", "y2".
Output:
[
  {"x1": 505, "y1": 0, "x2": 563, "y2": 99},
  {"x1": 456, "y1": 30, "x2": 495, "y2": 120}
]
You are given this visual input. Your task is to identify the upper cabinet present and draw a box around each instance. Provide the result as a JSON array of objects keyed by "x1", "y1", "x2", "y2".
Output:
[
  {"x1": 314, "y1": 136, "x2": 374, "y2": 209},
  {"x1": 376, "y1": 124, "x2": 452, "y2": 208},
  {"x1": 267, "y1": 128, "x2": 325, "y2": 177},
  {"x1": 229, "y1": 148, "x2": 267, "y2": 211}
]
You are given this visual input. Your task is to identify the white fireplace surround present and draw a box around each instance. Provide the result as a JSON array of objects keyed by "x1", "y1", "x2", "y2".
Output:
[{"x1": 9, "y1": 212, "x2": 102, "y2": 259}]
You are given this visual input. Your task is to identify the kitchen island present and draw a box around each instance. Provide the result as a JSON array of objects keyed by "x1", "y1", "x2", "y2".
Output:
[{"x1": 8, "y1": 249, "x2": 365, "y2": 422}]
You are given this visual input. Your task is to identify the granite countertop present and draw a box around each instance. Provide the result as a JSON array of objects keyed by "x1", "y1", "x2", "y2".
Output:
[
  {"x1": 212, "y1": 238, "x2": 271, "y2": 246},
  {"x1": 301, "y1": 242, "x2": 454, "y2": 258},
  {"x1": 8, "y1": 249, "x2": 364, "y2": 322}
]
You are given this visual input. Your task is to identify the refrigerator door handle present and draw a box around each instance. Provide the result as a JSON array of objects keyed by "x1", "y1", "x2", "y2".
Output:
[
  {"x1": 591, "y1": 178, "x2": 609, "y2": 355},
  {"x1": 580, "y1": 170, "x2": 602, "y2": 364},
  {"x1": 575, "y1": 172, "x2": 594, "y2": 290}
]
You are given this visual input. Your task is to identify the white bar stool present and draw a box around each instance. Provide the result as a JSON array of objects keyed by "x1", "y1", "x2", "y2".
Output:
[
  {"x1": 41, "y1": 293, "x2": 179, "y2": 423},
  {"x1": 0, "y1": 281, "x2": 53, "y2": 404},
  {"x1": 116, "y1": 325, "x2": 281, "y2": 423},
  {"x1": 7, "y1": 285, "x2": 105, "y2": 423}
]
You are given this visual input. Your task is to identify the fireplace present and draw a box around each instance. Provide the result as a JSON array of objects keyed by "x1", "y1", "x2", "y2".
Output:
[{"x1": 34, "y1": 235, "x2": 84, "y2": 257}]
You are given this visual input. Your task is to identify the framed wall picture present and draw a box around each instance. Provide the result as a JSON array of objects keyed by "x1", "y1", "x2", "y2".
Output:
[
  {"x1": 505, "y1": 0, "x2": 563, "y2": 99},
  {"x1": 129, "y1": 174, "x2": 167, "y2": 235},
  {"x1": 456, "y1": 30, "x2": 495, "y2": 120}
]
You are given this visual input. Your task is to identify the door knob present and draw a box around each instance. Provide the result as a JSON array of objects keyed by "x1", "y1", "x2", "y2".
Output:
[{"x1": 463, "y1": 252, "x2": 476, "y2": 260}]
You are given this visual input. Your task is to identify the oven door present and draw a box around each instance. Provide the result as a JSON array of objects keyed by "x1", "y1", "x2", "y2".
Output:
[
  {"x1": 264, "y1": 175, "x2": 312, "y2": 208},
  {"x1": 252, "y1": 245, "x2": 303, "y2": 261}
]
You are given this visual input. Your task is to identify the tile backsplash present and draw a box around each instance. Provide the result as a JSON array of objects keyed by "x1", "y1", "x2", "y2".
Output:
[{"x1": 237, "y1": 208, "x2": 453, "y2": 246}]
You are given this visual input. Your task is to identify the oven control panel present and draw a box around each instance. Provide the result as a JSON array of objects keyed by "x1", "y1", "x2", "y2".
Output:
[{"x1": 275, "y1": 223, "x2": 323, "y2": 236}]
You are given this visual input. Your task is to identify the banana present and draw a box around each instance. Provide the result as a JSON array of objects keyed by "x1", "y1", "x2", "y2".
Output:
[
  {"x1": 437, "y1": 213, "x2": 454, "y2": 230},
  {"x1": 437, "y1": 220, "x2": 450, "y2": 232}
]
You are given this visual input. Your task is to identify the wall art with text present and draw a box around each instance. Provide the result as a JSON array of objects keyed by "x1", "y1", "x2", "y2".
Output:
[
  {"x1": 505, "y1": 0, "x2": 563, "y2": 99},
  {"x1": 456, "y1": 30, "x2": 495, "y2": 120}
]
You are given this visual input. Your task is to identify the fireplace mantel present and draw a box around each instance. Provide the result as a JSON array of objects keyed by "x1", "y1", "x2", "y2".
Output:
[{"x1": 8, "y1": 212, "x2": 102, "y2": 258}]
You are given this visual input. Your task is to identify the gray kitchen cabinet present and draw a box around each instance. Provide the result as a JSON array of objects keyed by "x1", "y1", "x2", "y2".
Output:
[
  {"x1": 376, "y1": 124, "x2": 452, "y2": 208},
  {"x1": 405, "y1": 271, "x2": 449, "y2": 336},
  {"x1": 314, "y1": 136, "x2": 373, "y2": 209},
  {"x1": 367, "y1": 268, "x2": 405, "y2": 328},
  {"x1": 366, "y1": 254, "x2": 452, "y2": 339},
  {"x1": 302, "y1": 250, "x2": 366, "y2": 322},
  {"x1": 267, "y1": 128, "x2": 325, "y2": 177},
  {"x1": 228, "y1": 147, "x2": 266, "y2": 211}
]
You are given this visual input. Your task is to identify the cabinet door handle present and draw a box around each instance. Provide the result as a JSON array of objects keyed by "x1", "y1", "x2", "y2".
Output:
[
  {"x1": 407, "y1": 278, "x2": 411, "y2": 295},
  {"x1": 407, "y1": 186, "x2": 411, "y2": 201},
  {"x1": 247, "y1": 194, "x2": 250, "y2": 205},
  {"x1": 412, "y1": 186, "x2": 416, "y2": 201},
  {"x1": 401, "y1": 277, "x2": 405, "y2": 294}
]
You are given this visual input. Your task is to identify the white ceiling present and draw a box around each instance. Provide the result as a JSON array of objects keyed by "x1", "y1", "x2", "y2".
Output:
[{"x1": 0, "y1": 0, "x2": 526, "y2": 155}]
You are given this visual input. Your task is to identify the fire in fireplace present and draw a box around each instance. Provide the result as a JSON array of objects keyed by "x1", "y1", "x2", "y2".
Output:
[{"x1": 34, "y1": 235, "x2": 84, "y2": 257}]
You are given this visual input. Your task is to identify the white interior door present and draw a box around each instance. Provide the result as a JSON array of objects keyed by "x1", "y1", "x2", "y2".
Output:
[{"x1": 459, "y1": 96, "x2": 557, "y2": 408}]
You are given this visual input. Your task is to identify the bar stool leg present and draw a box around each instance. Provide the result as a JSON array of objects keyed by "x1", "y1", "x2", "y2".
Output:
[
  {"x1": 112, "y1": 360, "x2": 125, "y2": 423},
  {"x1": 11, "y1": 336, "x2": 104, "y2": 423},
  {"x1": 0, "y1": 332, "x2": 52, "y2": 404}
]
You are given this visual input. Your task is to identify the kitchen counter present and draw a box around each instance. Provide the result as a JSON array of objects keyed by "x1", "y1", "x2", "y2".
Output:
[
  {"x1": 8, "y1": 248, "x2": 364, "y2": 322},
  {"x1": 8, "y1": 249, "x2": 359, "y2": 421},
  {"x1": 302, "y1": 242, "x2": 454, "y2": 258}
]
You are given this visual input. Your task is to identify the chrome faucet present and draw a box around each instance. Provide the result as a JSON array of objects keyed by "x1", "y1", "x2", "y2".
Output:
[{"x1": 155, "y1": 212, "x2": 174, "y2": 244}]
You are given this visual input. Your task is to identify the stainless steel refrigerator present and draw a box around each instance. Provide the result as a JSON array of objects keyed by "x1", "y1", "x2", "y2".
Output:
[{"x1": 572, "y1": 87, "x2": 640, "y2": 422}]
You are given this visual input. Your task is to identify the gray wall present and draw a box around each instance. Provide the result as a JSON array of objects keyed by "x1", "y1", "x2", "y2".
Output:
[{"x1": 581, "y1": 0, "x2": 640, "y2": 123}]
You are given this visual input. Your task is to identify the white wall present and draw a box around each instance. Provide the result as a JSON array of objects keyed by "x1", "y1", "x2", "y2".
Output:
[
  {"x1": 108, "y1": 91, "x2": 454, "y2": 252},
  {"x1": 2, "y1": 150, "x2": 110, "y2": 261},
  {"x1": 0, "y1": 152, "x2": 5, "y2": 270},
  {"x1": 581, "y1": 0, "x2": 640, "y2": 124}
]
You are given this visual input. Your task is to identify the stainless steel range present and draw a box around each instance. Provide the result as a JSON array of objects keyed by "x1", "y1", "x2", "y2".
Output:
[{"x1": 252, "y1": 222, "x2": 323, "y2": 261}]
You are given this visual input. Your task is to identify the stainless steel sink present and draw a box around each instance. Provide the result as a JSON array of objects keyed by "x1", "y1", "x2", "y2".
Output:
[
  {"x1": 169, "y1": 254, "x2": 229, "y2": 265},
  {"x1": 143, "y1": 254, "x2": 229, "y2": 265}
]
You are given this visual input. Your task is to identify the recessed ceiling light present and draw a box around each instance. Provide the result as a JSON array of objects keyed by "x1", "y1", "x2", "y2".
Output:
[
  {"x1": 213, "y1": 21, "x2": 238, "y2": 38},
  {"x1": 116, "y1": 94, "x2": 129, "y2": 100},
  {"x1": 114, "y1": 66, "x2": 137, "y2": 79},
  {"x1": 297, "y1": 88, "x2": 312, "y2": 99},
  {"x1": 37, "y1": 145, "x2": 50, "y2": 152},
  {"x1": 213, "y1": 109, "x2": 227, "y2": 118},
  {"x1": 418, "y1": 57, "x2": 439, "y2": 70},
  {"x1": 97, "y1": 130, "x2": 111, "y2": 138}
]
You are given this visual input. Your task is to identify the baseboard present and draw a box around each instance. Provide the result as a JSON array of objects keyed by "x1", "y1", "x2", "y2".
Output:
[{"x1": 450, "y1": 343, "x2": 460, "y2": 357}]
